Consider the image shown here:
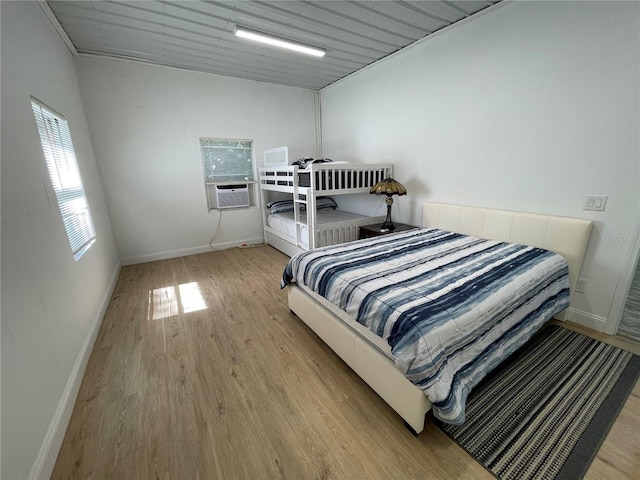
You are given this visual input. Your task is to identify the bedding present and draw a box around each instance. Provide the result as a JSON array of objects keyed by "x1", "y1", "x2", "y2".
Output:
[{"x1": 282, "y1": 228, "x2": 570, "y2": 425}]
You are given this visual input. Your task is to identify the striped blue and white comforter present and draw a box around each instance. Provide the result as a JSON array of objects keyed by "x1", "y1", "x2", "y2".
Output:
[{"x1": 281, "y1": 228, "x2": 570, "y2": 425}]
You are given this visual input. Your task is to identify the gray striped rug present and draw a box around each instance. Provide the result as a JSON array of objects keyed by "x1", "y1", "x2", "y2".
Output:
[{"x1": 437, "y1": 325, "x2": 640, "y2": 480}]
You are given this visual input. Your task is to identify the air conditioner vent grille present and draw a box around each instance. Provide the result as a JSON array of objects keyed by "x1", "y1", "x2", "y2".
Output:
[{"x1": 215, "y1": 184, "x2": 250, "y2": 209}]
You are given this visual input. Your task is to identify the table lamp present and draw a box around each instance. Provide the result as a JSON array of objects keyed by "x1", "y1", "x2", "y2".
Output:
[{"x1": 370, "y1": 177, "x2": 407, "y2": 232}]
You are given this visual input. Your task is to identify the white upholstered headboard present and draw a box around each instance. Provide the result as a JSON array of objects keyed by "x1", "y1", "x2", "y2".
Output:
[{"x1": 422, "y1": 202, "x2": 593, "y2": 318}]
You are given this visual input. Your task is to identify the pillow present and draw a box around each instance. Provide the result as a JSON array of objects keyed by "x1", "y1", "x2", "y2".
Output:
[
  {"x1": 267, "y1": 199, "x2": 289, "y2": 209},
  {"x1": 267, "y1": 197, "x2": 337, "y2": 214},
  {"x1": 268, "y1": 200, "x2": 295, "y2": 214},
  {"x1": 315, "y1": 196, "x2": 338, "y2": 210}
]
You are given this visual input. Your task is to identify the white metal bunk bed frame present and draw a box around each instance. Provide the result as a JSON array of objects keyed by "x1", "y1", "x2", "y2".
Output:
[{"x1": 259, "y1": 163, "x2": 393, "y2": 257}]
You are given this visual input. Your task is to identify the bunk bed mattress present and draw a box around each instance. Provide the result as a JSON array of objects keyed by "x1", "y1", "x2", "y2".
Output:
[
  {"x1": 281, "y1": 228, "x2": 570, "y2": 425},
  {"x1": 267, "y1": 209, "x2": 368, "y2": 244}
]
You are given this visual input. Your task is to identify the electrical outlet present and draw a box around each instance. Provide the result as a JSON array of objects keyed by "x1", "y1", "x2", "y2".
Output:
[
  {"x1": 575, "y1": 278, "x2": 586, "y2": 294},
  {"x1": 583, "y1": 195, "x2": 607, "y2": 211}
]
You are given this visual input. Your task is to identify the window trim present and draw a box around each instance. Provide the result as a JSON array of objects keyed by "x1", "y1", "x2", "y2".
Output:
[{"x1": 199, "y1": 137, "x2": 257, "y2": 211}]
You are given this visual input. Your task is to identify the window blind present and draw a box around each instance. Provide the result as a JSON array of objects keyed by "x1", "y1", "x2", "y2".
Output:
[{"x1": 31, "y1": 98, "x2": 96, "y2": 260}]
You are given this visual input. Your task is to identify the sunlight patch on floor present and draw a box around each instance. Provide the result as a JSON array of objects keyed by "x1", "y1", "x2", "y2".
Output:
[{"x1": 148, "y1": 282, "x2": 207, "y2": 320}]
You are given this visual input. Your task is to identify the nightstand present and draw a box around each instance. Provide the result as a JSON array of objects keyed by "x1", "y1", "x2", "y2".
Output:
[{"x1": 359, "y1": 222, "x2": 417, "y2": 240}]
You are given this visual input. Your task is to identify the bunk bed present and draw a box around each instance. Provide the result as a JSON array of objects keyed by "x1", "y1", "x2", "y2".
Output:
[
  {"x1": 259, "y1": 163, "x2": 393, "y2": 257},
  {"x1": 282, "y1": 202, "x2": 593, "y2": 434}
]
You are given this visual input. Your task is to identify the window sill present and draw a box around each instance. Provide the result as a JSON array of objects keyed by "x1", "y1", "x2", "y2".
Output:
[{"x1": 205, "y1": 180, "x2": 256, "y2": 186}]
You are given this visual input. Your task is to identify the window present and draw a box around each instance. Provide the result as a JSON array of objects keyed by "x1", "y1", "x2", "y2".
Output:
[
  {"x1": 200, "y1": 138, "x2": 254, "y2": 183},
  {"x1": 31, "y1": 98, "x2": 96, "y2": 260},
  {"x1": 200, "y1": 138, "x2": 257, "y2": 210}
]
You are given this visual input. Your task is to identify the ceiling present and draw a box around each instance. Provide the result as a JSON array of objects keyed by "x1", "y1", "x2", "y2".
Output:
[{"x1": 45, "y1": 0, "x2": 500, "y2": 91}]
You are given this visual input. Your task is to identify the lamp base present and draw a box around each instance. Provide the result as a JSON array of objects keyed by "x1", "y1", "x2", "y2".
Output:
[
  {"x1": 382, "y1": 195, "x2": 395, "y2": 231},
  {"x1": 380, "y1": 220, "x2": 395, "y2": 232}
]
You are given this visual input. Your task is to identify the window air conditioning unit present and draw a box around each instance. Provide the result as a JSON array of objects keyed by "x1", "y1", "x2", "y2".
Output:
[{"x1": 215, "y1": 184, "x2": 250, "y2": 209}]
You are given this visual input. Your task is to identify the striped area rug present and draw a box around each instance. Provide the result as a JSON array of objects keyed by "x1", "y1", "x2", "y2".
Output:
[{"x1": 437, "y1": 325, "x2": 640, "y2": 480}]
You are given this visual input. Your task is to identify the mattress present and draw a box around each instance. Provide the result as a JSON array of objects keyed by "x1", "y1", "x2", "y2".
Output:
[{"x1": 266, "y1": 209, "x2": 368, "y2": 245}]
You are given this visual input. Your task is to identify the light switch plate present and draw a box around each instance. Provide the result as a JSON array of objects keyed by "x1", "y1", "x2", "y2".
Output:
[{"x1": 583, "y1": 195, "x2": 607, "y2": 211}]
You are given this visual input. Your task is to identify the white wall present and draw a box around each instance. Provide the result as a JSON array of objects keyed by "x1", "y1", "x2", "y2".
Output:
[
  {"x1": 320, "y1": 1, "x2": 639, "y2": 332},
  {"x1": 74, "y1": 57, "x2": 318, "y2": 264},
  {"x1": 1, "y1": 3, "x2": 120, "y2": 479}
]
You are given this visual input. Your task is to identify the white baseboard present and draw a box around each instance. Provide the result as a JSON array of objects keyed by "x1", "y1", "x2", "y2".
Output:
[
  {"x1": 29, "y1": 261, "x2": 122, "y2": 480},
  {"x1": 120, "y1": 237, "x2": 265, "y2": 265},
  {"x1": 567, "y1": 307, "x2": 608, "y2": 333}
]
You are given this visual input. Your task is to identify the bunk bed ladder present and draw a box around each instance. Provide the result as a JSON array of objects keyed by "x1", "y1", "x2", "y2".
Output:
[
  {"x1": 307, "y1": 190, "x2": 316, "y2": 249},
  {"x1": 292, "y1": 166, "x2": 315, "y2": 250}
]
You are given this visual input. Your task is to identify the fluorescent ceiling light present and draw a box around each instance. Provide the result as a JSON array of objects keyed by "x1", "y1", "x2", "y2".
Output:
[{"x1": 234, "y1": 26, "x2": 326, "y2": 58}]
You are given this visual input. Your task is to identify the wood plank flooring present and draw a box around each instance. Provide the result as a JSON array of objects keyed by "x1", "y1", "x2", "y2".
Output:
[{"x1": 52, "y1": 245, "x2": 639, "y2": 479}]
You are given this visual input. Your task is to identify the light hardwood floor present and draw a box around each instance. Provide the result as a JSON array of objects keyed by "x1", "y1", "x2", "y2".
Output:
[{"x1": 52, "y1": 245, "x2": 639, "y2": 479}]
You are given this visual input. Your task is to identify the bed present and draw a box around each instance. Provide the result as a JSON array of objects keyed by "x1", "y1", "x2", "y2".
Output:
[
  {"x1": 282, "y1": 202, "x2": 593, "y2": 434},
  {"x1": 259, "y1": 163, "x2": 393, "y2": 257},
  {"x1": 266, "y1": 209, "x2": 376, "y2": 246}
]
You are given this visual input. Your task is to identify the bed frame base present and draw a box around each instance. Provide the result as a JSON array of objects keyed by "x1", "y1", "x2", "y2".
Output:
[
  {"x1": 404, "y1": 421, "x2": 420, "y2": 437},
  {"x1": 265, "y1": 230, "x2": 304, "y2": 257},
  {"x1": 264, "y1": 216, "x2": 386, "y2": 258},
  {"x1": 288, "y1": 285, "x2": 431, "y2": 434}
]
